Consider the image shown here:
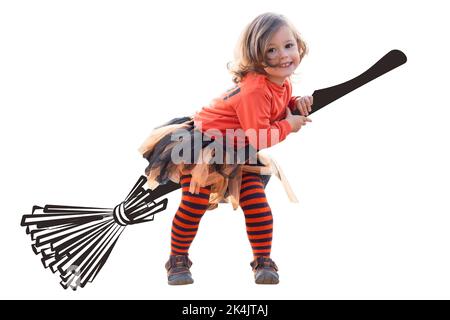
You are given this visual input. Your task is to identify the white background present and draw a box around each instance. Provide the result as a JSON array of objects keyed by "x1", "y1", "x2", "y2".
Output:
[{"x1": 1, "y1": 0, "x2": 449, "y2": 299}]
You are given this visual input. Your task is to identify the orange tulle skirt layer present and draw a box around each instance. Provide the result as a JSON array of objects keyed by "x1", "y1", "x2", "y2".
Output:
[{"x1": 138, "y1": 116, "x2": 298, "y2": 211}]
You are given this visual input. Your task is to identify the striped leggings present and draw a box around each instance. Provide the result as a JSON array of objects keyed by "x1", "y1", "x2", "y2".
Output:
[{"x1": 170, "y1": 171, "x2": 273, "y2": 258}]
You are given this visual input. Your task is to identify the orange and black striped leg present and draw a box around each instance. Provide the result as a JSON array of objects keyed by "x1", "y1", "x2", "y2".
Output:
[
  {"x1": 170, "y1": 174, "x2": 211, "y2": 256},
  {"x1": 239, "y1": 172, "x2": 273, "y2": 258}
]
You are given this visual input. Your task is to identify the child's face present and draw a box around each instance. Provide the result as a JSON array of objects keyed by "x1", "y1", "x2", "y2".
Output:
[{"x1": 264, "y1": 25, "x2": 300, "y2": 86}]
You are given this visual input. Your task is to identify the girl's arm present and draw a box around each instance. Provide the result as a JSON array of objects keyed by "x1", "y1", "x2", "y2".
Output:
[
  {"x1": 287, "y1": 79, "x2": 299, "y2": 111},
  {"x1": 288, "y1": 96, "x2": 300, "y2": 111},
  {"x1": 235, "y1": 89, "x2": 292, "y2": 150}
]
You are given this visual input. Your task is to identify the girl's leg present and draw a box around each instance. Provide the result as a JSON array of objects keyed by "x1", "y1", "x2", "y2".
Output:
[
  {"x1": 170, "y1": 174, "x2": 211, "y2": 255},
  {"x1": 166, "y1": 174, "x2": 211, "y2": 285},
  {"x1": 239, "y1": 171, "x2": 279, "y2": 284},
  {"x1": 239, "y1": 172, "x2": 273, "y2": 258}
]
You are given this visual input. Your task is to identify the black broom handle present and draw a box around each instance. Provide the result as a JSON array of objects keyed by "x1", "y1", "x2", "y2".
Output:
[{"x1": 292, "y1": 49, "x2": 407, "y2": 116}]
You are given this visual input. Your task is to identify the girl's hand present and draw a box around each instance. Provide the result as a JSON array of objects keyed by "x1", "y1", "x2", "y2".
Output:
[
  {"x1": 296, "y1": 95, "x2": 313, "y2": 116},
  {"x1": 285, "y1": 107, "x2": 312, "y2": 133}
]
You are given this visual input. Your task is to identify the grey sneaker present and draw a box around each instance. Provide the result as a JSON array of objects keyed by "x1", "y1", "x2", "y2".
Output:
[
  {"x1": 250, "y1": 257, "x2": 279, "y2": 284},
  {"x1": 165, "y1": 255, "x2": 194, "y2": 285}
]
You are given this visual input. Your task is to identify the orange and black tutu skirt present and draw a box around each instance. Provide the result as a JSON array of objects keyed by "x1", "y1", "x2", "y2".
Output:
[{"x1": 138, "y1": 116, "x2": 298, "y2": 211}]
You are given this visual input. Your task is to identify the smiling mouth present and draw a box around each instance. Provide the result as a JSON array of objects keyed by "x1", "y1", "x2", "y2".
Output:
[{"x1": 277, "y1": 62, "x2": 293, "y2": 68}]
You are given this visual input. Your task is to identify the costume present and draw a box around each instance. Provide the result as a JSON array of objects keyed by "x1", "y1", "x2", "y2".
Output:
[{"x1": 139, "y1": 72, "x2": 300, "y2": 211}]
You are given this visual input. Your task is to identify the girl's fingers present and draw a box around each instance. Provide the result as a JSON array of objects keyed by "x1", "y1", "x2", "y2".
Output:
[
  {"x1": 303, "y1": 104, "x2": 309, "y2": 116},
  {"x1": 296, "y1": 97, "x2": 316, "y2": 116},
  {"x1": 298, "y1": 101, "x2": 305, "y2": 116},
  {"x1": 298, "y1": 104, "x2": 305, "y2": 116}
]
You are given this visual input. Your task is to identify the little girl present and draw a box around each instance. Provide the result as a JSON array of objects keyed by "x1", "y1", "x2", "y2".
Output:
[{"x1": 139, "y1": 12, "x2": 312, "y2": 285}]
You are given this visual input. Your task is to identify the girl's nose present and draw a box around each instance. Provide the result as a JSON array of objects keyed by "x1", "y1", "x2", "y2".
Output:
[{"x1": 279, "y1": 49, "x2": 289, "y2": 58}]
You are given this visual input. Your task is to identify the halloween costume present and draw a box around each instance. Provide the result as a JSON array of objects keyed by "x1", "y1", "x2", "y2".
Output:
[
  {"x1": 20, "y1": 50, "x2": 407, "y2": 289},
  {"x1": 139, "y1": 72, "x2": 300, "y2": 211}
]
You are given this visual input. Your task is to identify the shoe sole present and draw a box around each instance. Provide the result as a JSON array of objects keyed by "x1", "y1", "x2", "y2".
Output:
[
  {"x1": 168, "y1": 275, "x2": 194, "y2": 286},
  {"x1": 255, "y1": 274, "x2": 279, "y2": 285}
]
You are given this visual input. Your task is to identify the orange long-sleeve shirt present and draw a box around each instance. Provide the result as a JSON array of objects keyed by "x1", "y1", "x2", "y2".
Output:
[{"x1": 193, "y1": 72, "x2": 299, "y2": 150}]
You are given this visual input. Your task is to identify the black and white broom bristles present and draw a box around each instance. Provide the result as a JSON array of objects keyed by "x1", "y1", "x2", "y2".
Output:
[{"x1": 20, "y1": 175, "x2": 170, "y2": 290}]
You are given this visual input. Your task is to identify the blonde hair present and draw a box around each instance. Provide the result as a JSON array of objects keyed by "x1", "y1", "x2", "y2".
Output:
[{"x1": 228, "y1": 12, "x2": 308, "y2": 84}]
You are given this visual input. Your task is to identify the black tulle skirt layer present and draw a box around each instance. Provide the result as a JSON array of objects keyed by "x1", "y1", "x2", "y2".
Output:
[{"x1": 138, "y1": 116, "x2": 298, "y2": 210}]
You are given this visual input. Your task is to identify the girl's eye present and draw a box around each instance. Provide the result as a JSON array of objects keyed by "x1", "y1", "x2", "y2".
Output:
[
  {"x1": 285, "y1": 43, "x2": 294, "y2": 49},
  {"x1": 267, "y1": 48, "x2": 276, "y2": 53}
]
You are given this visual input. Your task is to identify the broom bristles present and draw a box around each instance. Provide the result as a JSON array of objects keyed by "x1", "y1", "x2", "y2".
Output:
[{"x1": 20, "y1": 175, "x2": 169, "y2": 290}]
